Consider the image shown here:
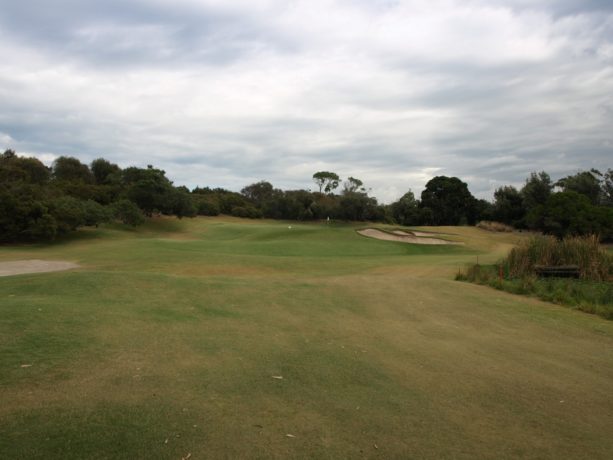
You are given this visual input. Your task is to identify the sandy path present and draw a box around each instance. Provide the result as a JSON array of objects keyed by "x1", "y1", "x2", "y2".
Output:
[
  {"x1": 358, "y1": 229, "x2": 461, "y2": 245},
  {"x1": 0, "y1": 260, "x2": 79, "y2": 277}
]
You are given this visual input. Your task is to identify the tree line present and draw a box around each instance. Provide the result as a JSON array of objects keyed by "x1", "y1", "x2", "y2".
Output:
[{"x1": 1, "y1": 149, "x2": 611, "y2": 243}]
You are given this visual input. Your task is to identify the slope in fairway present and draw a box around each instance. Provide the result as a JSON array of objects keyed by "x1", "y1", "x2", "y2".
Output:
[{"x1": 1, "y1": 217, "x2": 612, "y2": 459}]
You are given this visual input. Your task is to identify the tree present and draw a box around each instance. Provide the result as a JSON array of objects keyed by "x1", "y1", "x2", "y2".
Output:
[
  {"x1": 241, "y1": 181, "x2": 274, "y2": 207},
  {"x1": 555, "y1": 169, "x2": 602, "y2": 205},
  {"x1": 420, "y1": 176, "x2": 477, "y2": 225},
  {"x1": 1, "y1": 151, "x2": 50, "y2": 185},
  {"x1": 492, "y1": 186, "x2": 525, "y2": 226},
  {"x1": 343, "y1": 177, "x2": 365, "y2": 194},
  {"x1": 52, "y1": 156, "x2": 94, "y2": 184},
  {"x1": 528, "y1": 191, "x2": 612, "y2": 239},
  {"x1": 391, "y1": 190, "x2": 421, "y2": 225},
  {"x1": 521, "y1": 171, "x2": 552, "y2": 211},
  {"x1": 112, "y1": 199, "x2": 145, "y2": 226},
  {"x1": 601, "y1": 168, "x2": 613, "y2": 207},
  {"x1": 312, "y1": 171, "x2": 340, "y2": 194},
  {"x1": 91, "y1": 158, "x2": 121, "y2": 185},
  {"x1": 122, "y1": 166, "x2": 174, "y2": 216},
  {"x1": 169, "y1": 189, "x2": 197, "y2": 219}
]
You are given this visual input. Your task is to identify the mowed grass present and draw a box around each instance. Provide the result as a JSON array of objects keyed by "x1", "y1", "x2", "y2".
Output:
[{"x1": 1, "y1": 217, "x2": 612, "y2": 459}]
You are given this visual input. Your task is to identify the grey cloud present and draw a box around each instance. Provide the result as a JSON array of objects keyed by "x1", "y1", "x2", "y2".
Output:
[{"x1": 1, "y1": 0, "x2": 612, "y2": 203}]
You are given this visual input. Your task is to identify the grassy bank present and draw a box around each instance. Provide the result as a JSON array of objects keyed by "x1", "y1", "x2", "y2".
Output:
[
  {"x1": 457, "y1": 235, "x2": 613, "y2": 319},
  {"x1": 2, "y1": 218, "x2": 613, "y2": 459}
]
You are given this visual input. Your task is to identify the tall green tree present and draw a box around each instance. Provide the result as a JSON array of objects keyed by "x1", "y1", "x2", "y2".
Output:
[
  {"x1": 420, "y1": 176, "x2": 477, "y2": 225},
  {"x1": 555, "y1": 169, "x2": 602, "y2": 205},
  {"x1": 52, "y1": 156, "x2": 94, "y2": 184},
  {"x1": 492, "y1": 186, "x2": 525, "y2": 226},
  {"x1": 343, "y1": 177, "x2": 365, "y2": 194},
  {"x1": 312, "y1": 171, "x2": 340, "y2": 194},
  {"x1": 521, "y1": 171, "x2": 552, "y2": 211},
  {"x1": 391, "y1": 190, "x2": 421, "y2": 226},
  {"x1": 91, "y1": 158, "x2": 121, "y2": 185}
]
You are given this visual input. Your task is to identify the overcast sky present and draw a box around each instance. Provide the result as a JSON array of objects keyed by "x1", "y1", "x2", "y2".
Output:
[{"x1": 1, "y1": 0, "x2": 612, "y2": 202}]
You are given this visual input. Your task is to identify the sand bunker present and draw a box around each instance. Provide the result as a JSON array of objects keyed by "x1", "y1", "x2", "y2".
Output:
[
  {"x1": 0, "y1": 260, "x2": 79, "y2": 277},
  {"x1": 358, "y1": 229, "x2": 461, "y2": 245}
]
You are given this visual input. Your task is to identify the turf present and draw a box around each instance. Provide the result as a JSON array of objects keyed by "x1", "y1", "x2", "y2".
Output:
[{"x1": 1, "y1": 217, "x2": 612, "y2": 459}]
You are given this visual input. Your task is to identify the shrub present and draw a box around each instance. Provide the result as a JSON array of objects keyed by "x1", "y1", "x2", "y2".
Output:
[
  {"x1": 507, "y1": 235, "x2": 612, "y2": 281},
  {"x1": 196, "y1": 198, "x2": 220, "y2": 216},
  {"x1": 112, "y1": 199, "x2": 145, "y2": 226},
  {"x1": 476, "y1": 221, "x2": 514, "y2": 232}
]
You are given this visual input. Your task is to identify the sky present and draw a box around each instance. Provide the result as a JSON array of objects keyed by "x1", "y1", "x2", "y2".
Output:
[{"x1": 1, "y1": 0, "x2": 612, "y2": 203}]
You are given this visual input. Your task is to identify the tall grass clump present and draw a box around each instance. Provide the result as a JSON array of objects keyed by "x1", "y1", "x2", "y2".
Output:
[
  {"x1": 457, "y1": 235, "x2": 613, "y2": 319},
  {"x1": 476, "y1": 221, "x2": 514, "y2": 232},
  {"x1": 507, "y1": 235, "x2": 612, "y2": 281}
]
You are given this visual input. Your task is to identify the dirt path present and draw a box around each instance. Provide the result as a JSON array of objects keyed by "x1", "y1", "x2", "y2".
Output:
[
  {"x1": 358, "y1": 228, "x2": 461, "y2": 245},
  {"x1": 0, "y1": 260, "x2": 79, "y2": 277}
]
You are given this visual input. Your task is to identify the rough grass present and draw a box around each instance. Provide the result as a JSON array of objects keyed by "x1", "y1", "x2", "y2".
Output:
[
  {"x1": 476, "y1": 221, "x2": 514, "y2": 232},
  {"x1": 1, "y1": 217, "x2": 613, "y2": 459},
  {"x1": 457, "y1": 235, "x2": 613, "y2": 319},
  {"x1": 456, "y1": 264, "x2": 613, "y2": 319},
  {"x1": 507, "y1": 235, "x2": 612, "y2": 281}
]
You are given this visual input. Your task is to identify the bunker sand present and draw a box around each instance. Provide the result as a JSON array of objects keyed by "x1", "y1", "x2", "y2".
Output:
[
  {"x1": 0, "y1": 260, "x2": 79, "y2": 277},
  {"x1": 358, "y1": 228, "x2": 462, "y2": 245}
]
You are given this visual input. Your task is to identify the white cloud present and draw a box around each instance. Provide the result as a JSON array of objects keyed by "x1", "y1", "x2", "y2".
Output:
[{"x1": 0, "y1": 0, "x2": 611, "y2": 202}]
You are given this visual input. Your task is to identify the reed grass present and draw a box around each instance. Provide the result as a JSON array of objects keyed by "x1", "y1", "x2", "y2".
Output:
[
  {"x1": 476, "y1": 221, "x2": 514, "y2": 232},
  {"x1": 457, "y1": 235, "x2": 613, "y2": 319},
  {"x1": 507, "y1": 235, "x2": 612, "y2": 281}
]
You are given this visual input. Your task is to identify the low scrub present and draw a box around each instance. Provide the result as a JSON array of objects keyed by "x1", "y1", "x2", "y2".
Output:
[
  {"x1": 507, "y1": 235, "x2": 611, "y2": 281},
  {"x1": 457, "y1": 235, "x2": 613, "y2": 319},
  {"x1": 476, "y1": 221, "x2": 514, "y2": 232}
]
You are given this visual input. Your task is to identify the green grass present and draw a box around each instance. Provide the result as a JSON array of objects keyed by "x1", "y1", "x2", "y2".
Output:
[
  {"x1": 456, "y1": 264, "x2": 613, "y2": 319},
  {"x1": 1, "y1": 217, "x2": 613, "y2": 459}
]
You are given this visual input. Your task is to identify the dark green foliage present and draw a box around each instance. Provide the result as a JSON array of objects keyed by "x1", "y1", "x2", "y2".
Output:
[
  {"x1": 527, "y1": 192, "x2": 613, "y2": 239},
  {"x1": 122, "y1": 166, "x2": 174, "y2": 216},
  {"x1": 1, "y1": 150, "x2": 50, "y2": 184},
  {"x1": 420, "y1": 176, "x2": 477, "y2": 225},
  {"x1": 391, "y1": 190, "x2": 420, "y2": 225},
  {"x1": 601, "y1": 168, "x2": 613, "y2": 206},
  {"x1": 2, "y1": 149, "x2": 610, "y2": 242},
  {"x1": 112, "y1": 199, "x2": 145, "y2": 226},
  {"x1": 0, "y1": 185, "x2": 57, "y2": 242},
  {"x1": 52, "y1": 156, "x2": 94, "y2": 184},
  {"x1": 230, "y1": 205, "x2": 261, "y2": 218},
  {"x1": 521, "y1": 171, "x2": 552, "y2": 211},
  {"x1": 169, "y1": 190, "x2": 197, "y2": 219},
  {"x1": 82, "y1": 200, "x2": 112, "y2": 226},
  {"x1": 555, "y1": 170, "x2": 602, "y2": 205},
  {"x1": 241, "y1": 181, "x2": 274, "y2": 207},
  {"x1": 91, "y1": 158, "x2": 121, "y2": 185},
  {"x1": 0, "y1": 152, "x2": 197, "y2": 242},
  {"x1": 48, "y1": 196, "x2": 87, "y2": 233},
  {"x1": 312, "y1": 171, "x2": 340, "y2": 194},
  {"x1": 343, "y1": 177, "x2": 365, "y2": 193},
  {"x1": 195, "y1": 197, "x2": 221, "y2": 216},
  {"x1": 492, "y1": 186, "x2": 525, "y2": 227},
  {"x1": 337, "y1": 192, "x2": 381, "y2": 221}
]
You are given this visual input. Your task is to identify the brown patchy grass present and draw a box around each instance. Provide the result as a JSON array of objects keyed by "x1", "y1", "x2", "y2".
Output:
[{"x1": 1, "y1": 218, "x2": 612, "y2": 459}]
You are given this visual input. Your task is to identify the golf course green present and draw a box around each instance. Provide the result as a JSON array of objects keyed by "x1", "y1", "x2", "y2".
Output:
[{"x1": 1, "y1": 217, "x2": 612, "y2": 459}]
